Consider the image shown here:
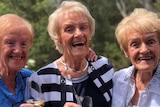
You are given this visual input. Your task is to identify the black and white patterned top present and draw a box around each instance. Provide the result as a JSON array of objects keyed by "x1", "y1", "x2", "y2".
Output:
[{"x1": 29, "y1": 56, "x2": 114, "y2": 107}]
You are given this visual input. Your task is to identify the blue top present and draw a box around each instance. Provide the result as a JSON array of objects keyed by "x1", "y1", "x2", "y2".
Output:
[
  {"x1": 112, "y1": 61, "x2": 160, "y2": 107},
  {"x1": 0, "y1": 68, "x2": 33, "y2": 107}
]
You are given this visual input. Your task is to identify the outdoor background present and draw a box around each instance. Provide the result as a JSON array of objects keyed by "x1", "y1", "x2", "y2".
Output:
[{"x1": 0, "y1": 0, "x2": 160, "y2": 71}]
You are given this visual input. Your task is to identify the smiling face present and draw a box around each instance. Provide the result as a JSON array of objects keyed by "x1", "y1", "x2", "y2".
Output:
[
  {"x1": 125, "y1": 32, "x2": 160, "y2": 72},
  {"x1": 0, "y1": 34, "x2": 30, "y2": 74},
  {"x1": 59, "y1": 12, "x2": 91, "y2": 58}
]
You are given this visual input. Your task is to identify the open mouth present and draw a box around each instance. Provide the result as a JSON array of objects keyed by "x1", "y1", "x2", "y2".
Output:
[
  {"x1": 10, "y1": 56, "x2": 23, "y2": 60},
  {"x1": 72, "y1": 42, "x2": 85, "y2": 47},
  {"x1": 138, "y1": 56, "x2": 153, "y2": 61}
]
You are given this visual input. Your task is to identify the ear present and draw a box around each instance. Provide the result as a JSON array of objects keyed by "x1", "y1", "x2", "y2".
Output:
[
  {"x1": 124, "y1": 51, "x2": 129, "y2": 58},
  {"x1": 58, "y1": 38, "x2": 62, "y2": 44}
]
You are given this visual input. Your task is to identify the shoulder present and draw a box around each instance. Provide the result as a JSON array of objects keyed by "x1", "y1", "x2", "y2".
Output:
[
  {"x1": 36, "y1": 61, "x2": 60, "y2": 75},
  {"x1": 88, "y1": 55, "x2": 114, "y2": 80},
  {"x1": 30, "y1": 61, "x2": 60, "y2": 80},
  {"x1": 95, "y1": 56, "x2": 112, "y2": 65},
  {"x1": 90, "y1": 56, "x2": 113, "y2": 69},
  {"x1": 29, "y1": 62, "x2": 62, "y2": 87},
  {"x1": 19, "y1": 68, "x2": 33, "y2": 77},
  {"x1": 112, "y1": 66, "x2": 134, "y2": 106},
  {"x1": 113, "y1": 65, "x2": 134, "y2": 82},
  {"x1": 88, "y1": 56, "x2": 113, "y2": 103}
]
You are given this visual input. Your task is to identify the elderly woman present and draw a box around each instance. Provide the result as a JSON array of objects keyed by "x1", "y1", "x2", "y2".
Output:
[
  {"x1": 112, "y1": 8, "x2": 160, "y2": 107},
  {"x1": 24, "y1": 1, "x2": 114, "y2": 107},
  {"x1": 0, "y1": 14, "x2": 34, "y2": 106}
]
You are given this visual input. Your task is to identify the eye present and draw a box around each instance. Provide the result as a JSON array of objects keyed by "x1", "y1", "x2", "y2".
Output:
[
  {"x1": 65, "y1": 25, "x2": 75, "y2": 33},
  {"x1": 147, "y1": 39, "x2": 155, "y2": 45},
  {"x1": 80, "y1": 25, "x2": 87, "y2": 31},
  {"x1": 80, "y1": 24, "x2": 89, "y2": 31},
  {"x1": 5, "y1": 40, "x2": 15, "y2": 47},
  {"x1": 21, "y1": 41, "x2": 29, "y2": 48},
  {"x1": 130, "y1": 42, "x2": 139, "y2": 48}
]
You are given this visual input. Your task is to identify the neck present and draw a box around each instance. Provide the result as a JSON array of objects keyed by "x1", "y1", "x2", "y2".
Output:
[
  {"x1": 135, "y1": 70, "x2": 153, "y2": 84},
  {"x1": 60, "y1": 57, "x2": 88, "y2": 73}
]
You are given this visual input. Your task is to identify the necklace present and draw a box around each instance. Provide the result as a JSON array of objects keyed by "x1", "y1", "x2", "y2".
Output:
[{"x1": 60, "y1": 57, "x2": 89, "y2": 73}]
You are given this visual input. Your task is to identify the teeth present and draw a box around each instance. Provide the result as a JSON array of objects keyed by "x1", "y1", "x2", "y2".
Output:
[
  {"x1": 138, "y1": 57, "x2": 152, "y2": 60},
  {"x1": 72, "y1": 42, "x2": 84, "y2": 47},
  {"x1": 10, "y1": 56, "x2": 23, "y2": 60}
]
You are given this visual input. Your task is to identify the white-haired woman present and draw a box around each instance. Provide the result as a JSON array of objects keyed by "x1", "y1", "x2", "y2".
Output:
[{"x1": 22, "y1": 1, "x2": 114, "y2": 107}]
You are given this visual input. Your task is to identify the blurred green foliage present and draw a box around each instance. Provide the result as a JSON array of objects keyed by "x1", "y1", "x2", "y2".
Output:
[{"x1": 0, "y1": 0, "x2": 159, "y2": 71}]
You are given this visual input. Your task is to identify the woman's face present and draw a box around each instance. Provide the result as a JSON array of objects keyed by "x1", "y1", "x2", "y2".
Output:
[
  {"x1": 0, "y1": 34, "x2": 30, "y2": 73},
  {"x1": 59, "y1": 12, "x2": 91, "y2": 58},
  {"x1": 125, "y1": 32, "x2": 160, "y2": 72}
]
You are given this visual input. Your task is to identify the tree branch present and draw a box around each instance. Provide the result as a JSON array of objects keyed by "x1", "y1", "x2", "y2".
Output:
[{"x1": 116, "y1": 0, "x2": 127, "y2": 17}]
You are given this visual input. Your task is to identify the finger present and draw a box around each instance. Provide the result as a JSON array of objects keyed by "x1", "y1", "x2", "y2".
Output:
[
  {"x1": 93, "y1": 55, "x2": 98, "y2": 61},
  {"x1": 20, "y1": 104, "x2": 41, "y2": 107},
  {"x1": 63, "y1": 102, "x2": 81, "y2": 107},
  {"x1": 20, "y1": 104, "x2": 34, "y2": 107}
]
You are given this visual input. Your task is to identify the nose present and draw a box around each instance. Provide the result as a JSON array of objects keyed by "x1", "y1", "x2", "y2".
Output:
[
  {"x1": 74, "y1": 28, "x2": 83, "y2": 37},
  {"x1": 140, "y1": 43, "x2": 150, "y2": 54},
  {"x1": 13, "y1": 44, "x2": 22, "y2": 54}
]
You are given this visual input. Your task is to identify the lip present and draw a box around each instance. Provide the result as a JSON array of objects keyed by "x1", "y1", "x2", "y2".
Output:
[
  {"x1": 137, "y1": 56, "x2": 153, "y2": 61},
  {"x1": 10, "y1": 55, "x2": 24, "y2": 60},
  {"x1": 72, "y1": 42, "x2": 85, "y2": 47}
]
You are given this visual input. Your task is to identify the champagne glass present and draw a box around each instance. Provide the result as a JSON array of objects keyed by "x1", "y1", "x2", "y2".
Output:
[
  {"x1": 25, "y1": 78, "x2": 45, "y2": 107},
  {"x1": 81, "y1": 96, "x2": 93, "y2": 107},
  {"x1": 76, "y1": 96, "x2": 92, "y2": 107}
]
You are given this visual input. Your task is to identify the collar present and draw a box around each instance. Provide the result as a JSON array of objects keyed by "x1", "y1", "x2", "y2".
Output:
[{"x1": 125, "y1": 61, "x2": 160, "y2": 94}]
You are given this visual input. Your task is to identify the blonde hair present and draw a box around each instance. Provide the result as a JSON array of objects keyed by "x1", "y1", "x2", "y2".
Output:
[
  {"x1": 115, "y1": 8, "x2": 160, "y2": 52},
  {"x1": 0, "y1": 14, "x2": 34, "y2": 47},
  {"x1": 47, "y1": 1, "x2": 95, "y2": 54}
]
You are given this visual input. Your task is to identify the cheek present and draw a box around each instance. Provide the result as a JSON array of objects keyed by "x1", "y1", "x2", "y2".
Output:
[
  {"x1": 86, "y1": 34, "x2": 91, "y2": 43},
  {"x1": 129, "y1": 52, "x2": 136, "y2": 60},
  {"x1": 60, "y1": 35, "x2": 70, "y2": 45},
  {"x1": 61, "y1": 39, "x2": 69, "y2": 46},
  {"x1": 155, "y1": 49, "x2": 160, "y2": 58},
  {"x1": 126, "y1": 49, "x2": 137, "y2": 60},
  {"x1": 1, "y1": 47, "x2": 9, "y2": 57},
  {"x1": 0, "y1": 49, "x2": 8, "y2": 66},
  {"x1": 24, "y1": 49, "x2": 29, "y2": 56}
]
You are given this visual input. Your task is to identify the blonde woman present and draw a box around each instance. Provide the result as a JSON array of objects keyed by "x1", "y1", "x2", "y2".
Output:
[
  {"x1": 112, "y1": 8, "x2": 160, "y2": 107},
  {"x1": 0, "y1": 14, "x2": 34, "y2": 107}
]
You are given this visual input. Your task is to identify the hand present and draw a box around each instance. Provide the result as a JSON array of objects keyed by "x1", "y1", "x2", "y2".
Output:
[
  {"x1": 87, "y1": 48, "x2": 97, "y2": 62},
  {"x1": 20, "y1": 103, "x2": 41, "y2": 107},
  {"x1": 63, "y1": 102, "x2": 81, "y2": 107}
]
